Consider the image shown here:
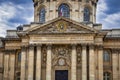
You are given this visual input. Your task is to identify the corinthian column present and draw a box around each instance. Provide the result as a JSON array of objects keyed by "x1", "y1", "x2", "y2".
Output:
[
  {"x1": 36, "y1": 45, "x2": 42, "y2": 80},
  {"x1": 98, "y1": 46, "x2": 103, "y2": 80},
  {"x1": 82, "y1": 45, "x2": 87, "y2": 80},
  {"x1": 89, "y1": 45, "x2": 95, "y2": 80},
  {"x1": 28, "y1": 45, "x2": 34, "y2": 80},
  {"x1": 21, "y1": 47, "x2": 27, "y2": 80},
  {"x1": 71, "y1": 45, "x2": 77, "y2": 80},
  {"x1": 46, "y1": 45, "x2": 52, "y2": 80}
]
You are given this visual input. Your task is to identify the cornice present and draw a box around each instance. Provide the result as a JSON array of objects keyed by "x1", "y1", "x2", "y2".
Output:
[
  {"x1": 4, "y1": 49, "x2": 17, "y2": 54},
  {"x1": 2, "y1": 37, "x2": 21, "y2": 41},
  {"x1": 28, "y1": 32, "x2": 96, "y2": 35},
  {"x1": 104, "y1": 36, "x2": 120, "y2": 40}
]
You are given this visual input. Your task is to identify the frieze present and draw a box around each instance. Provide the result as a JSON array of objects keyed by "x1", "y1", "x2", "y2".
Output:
[{"x1": 29, "y1": 35, "x2": 94, "y2": 44}]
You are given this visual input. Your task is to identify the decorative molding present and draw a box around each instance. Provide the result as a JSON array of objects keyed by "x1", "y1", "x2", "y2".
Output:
[
  {"x1": 4, "y1": 50, "x2": 17, "y2": 54},
  {"x1": 42, "y1": 45, "x2": 47, "y2": 67},
  {"x1": 52, "y1": 45, "x2": 71, "y2": 67},
  {"x1": 77, "y1": 46, "x2": 81, "y2": 65}
]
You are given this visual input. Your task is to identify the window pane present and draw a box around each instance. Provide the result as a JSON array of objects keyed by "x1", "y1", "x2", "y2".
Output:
[
  {"x1": 103, "y1": 51, "x2": 110, "y2": 62},
  {"x1": 84, "y1": 8, "x2": 90, "y2": 22},
  {"x1": 18, "y1": 52, "x2": 21, "y2": 62},
  {"x1": 103, "y1": 72, "x2": 111, "y2": 80},
  {"x1": 40, "y1": 8, "x2": 45, "y2": 23},
  {"x1": 58, "y1": 4, "x2": 70, "y2": 18}
]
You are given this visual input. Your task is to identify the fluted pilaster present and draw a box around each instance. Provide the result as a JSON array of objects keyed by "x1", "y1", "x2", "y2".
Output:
[
  {"x1": 71, "y1": 45, "x2": 77, "y2": 80},
  {"x1": 82, "y1": 45, "x2": 87, "y2": 80},
  {"x1": 21, "y1": 47, "x2": 27, "y2": 80},
  {"x1": 36, "y1": 45, "x2": 42, "y2": 80},
  {"x1": 98, "y1": 46, "x2": 103, "y2": 80},
  {"x1": 89, "y1": 45, "x2": 95, "y2": 80},
  {"x1": 28, "y1": 45, "x2": 34, "y2": 80},
  {"x1": 9, "y1": 52, "x2": 15, "y2": 80},
  {"x1": 46, "y1": 45, "x2": 52, "y2": 80}
]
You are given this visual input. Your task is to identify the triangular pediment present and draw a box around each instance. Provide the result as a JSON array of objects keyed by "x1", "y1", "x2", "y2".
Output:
[{"x1": 26, "y1": 17, "x2": 97, "y2": 34}]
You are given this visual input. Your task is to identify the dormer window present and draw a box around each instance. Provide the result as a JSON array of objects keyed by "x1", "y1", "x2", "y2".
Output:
[
  {"x1": 39, "y1": 8, "x2": 46, "y2": 23},
  {"x1": 58, "y1": 4, "x2": 70, "y2": 18}
]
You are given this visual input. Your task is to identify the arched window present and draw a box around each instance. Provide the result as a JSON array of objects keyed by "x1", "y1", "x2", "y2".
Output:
[
  {"x1": 39, "y1": 8, "x2": 45, "y2": 23},
  {"x1": 103, "y1": 51, "x2": 110, "y2": 62},
  {"x1": 104, "y1": 72, "x2": 111, "y2": 80},
  {"x1": 84, "y1": 7, "x2": 90, "y2": 22},
  {"x1": 58, "y1": 4, "x2": 70, "y2": 18}
]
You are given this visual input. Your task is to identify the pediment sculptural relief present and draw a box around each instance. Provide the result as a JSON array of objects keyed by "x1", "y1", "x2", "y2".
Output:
[{"x1": 27, "y1": 18, "x2": 96, "y2": 34}]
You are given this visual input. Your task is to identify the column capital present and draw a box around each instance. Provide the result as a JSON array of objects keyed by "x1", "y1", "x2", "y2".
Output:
[
  {"x1": 29, "y1": 44, "x2": 34, "y2": 50},
  {"x1": 21, "y1": 46, "x2": 27, "y2": 51},
  {"x1": 97, "y1": 45, "x2": 103, "y2": 50},
  {"x1": 81, "y1": 44, "x2": 87, "y2": 49},
  {"x1": 4, "y1": 50, "x2": 16, "y2": 54},
  {"x1": 89, "y1": 44, "x2": 94, "y2": 49},
  {"x1": 47, "y1": 44, "x2": 52, "y2": 50},
  {"x1": 36, "y1": 44, "x2": 42, "y2": 47},
  {"x1": 29, "y1": 44, "x2": 36, "y2": 47},
  {"x1": 71, "y1": 44, "x2": 77, "y2": 49},
  {"x1": 111, "y1": 49, "x2": 119, "y2": 54}
]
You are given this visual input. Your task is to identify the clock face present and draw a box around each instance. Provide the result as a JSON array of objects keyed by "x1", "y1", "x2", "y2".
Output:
[
  {"x1": 57, "y1": 21, "x2": 67, "y2": 32},
  {"x1": 58, "y1": 58, "x2": 65, "y2": 66}
]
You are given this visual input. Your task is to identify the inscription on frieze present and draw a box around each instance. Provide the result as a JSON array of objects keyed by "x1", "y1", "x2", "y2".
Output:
[{"x1": 30, "y1": 35, "x2": 94, "y2": 44}]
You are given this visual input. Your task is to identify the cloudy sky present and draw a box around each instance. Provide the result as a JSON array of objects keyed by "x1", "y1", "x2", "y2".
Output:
[{"x1": 0, "y1": 0, "x2": 120, "y2": 37}]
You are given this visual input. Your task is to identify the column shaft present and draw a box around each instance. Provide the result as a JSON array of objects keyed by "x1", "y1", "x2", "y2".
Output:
[
  {"x1": 21, "y1": 47, "x2": 27, "y2": 80},
  {"x1": 82, "y1": 45, "x2": 87, "y2": 80},
  {"x1": 3, "y1": 54, "x2": 9, "y2": 80},
  {"x1": 36, "y1": 45, "x2": 42, "y2": 80},
  {"x1": 98, "y1": 47, "x2": 103, "y2": 80},
  {"x1": 9, "y1": 53, "x2": 15, "y2": 80},
  {"x1": 28, "y1": 46, "x2": 34, "y2": 80},
  {"x1": 71, "y1": 45, "x2": 77, "y2": 80},
  {"x1": 112, "y1": 51, "x2": 119, "y2": 80},
  {"x1": 46, "y1": 45, "x2": 52, "y2": 80},
  {"x1": 89, "y1": 46, "x2": 95, "y2": 80}
]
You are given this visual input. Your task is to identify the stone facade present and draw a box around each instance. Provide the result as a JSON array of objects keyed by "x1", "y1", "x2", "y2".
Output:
[{"x1": 0, "y1": 0, "x2": 120, "y2": 80}]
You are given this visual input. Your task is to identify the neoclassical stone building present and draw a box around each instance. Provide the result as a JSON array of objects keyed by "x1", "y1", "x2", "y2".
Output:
[{"x1": 0, "y1": 0, "x2": 120, "y2": 80}]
